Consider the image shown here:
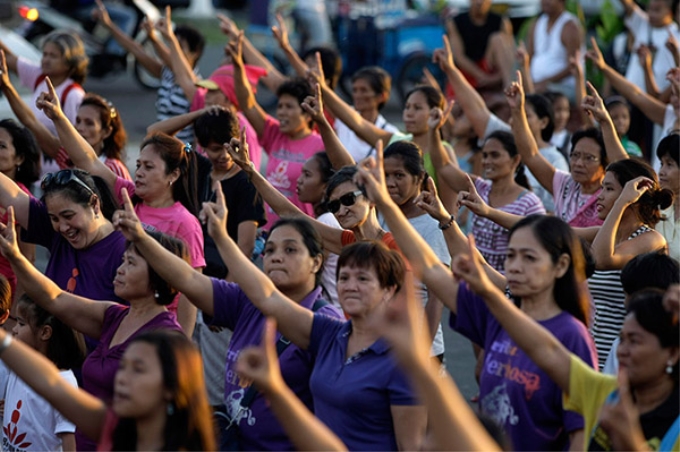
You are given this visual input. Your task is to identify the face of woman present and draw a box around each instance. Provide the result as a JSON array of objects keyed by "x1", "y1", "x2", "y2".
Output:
[
  {"x1": 658, "y1": 155, "x2": 680, "y2": 196},
  {"x1": 41, "y1": 42, "x2": 69, "y2": 78},
  {"x1": 276, "y1": 94, "x2": 309, "y2": 137},
  {"x1": 384, "y1": 156, "x2": 421, "y2": 206},
  {"x1": 0, "y1": 128, "x2": 22, "y2": 179},
  {"x1": 296, "y1": 157, "x2": 326, "y2": 205},
  {"x1": 113, "y1": 342, "x2": 169, "y2": 419},
  {"x1": 524, "y1": 104, "x2": 548, "y2": 141},
  {"x1": 204, "y1": 141, "x2": 233, "y2": 173},
  {"x1": 608, "y1": 104, "x2": 631, "y2": 138},
  {"x1": 402, "y1": 91, "x2": 430, "y2": 135},
  {"x1": 75, "y1": 105, "x2": 110, "y2": 150},
  {"x1": 504, "y1": 227, "x2": 564, "y2": 299},
  {"x1": 552, "y1": 97, "x2": 570, "y2": 132},
  {"x1": 596, "y1": 172, "x2": 623, "y2": 220},
  {"x1": 337, "y1": 264, "x2": 392, "y2": 317},
  {"x1": 617, "y1": 314, "x2": 678, "y2": 388},
  {"x1": 11, "y1": 306, "x2": 39, "y2": 350},
  {"x1": 481, "y1": 138, "x2": 517, "y2": 181},
  {"x1": 262, "y1": 225, "x2": 320, "y2": 292},
  {"x1": 328, "y1": 181, "x2": 371, "y2": 230},
  {"x1": 113, "y1": 246, "x2": 152, "y2": 300},
  {"x1": 45, "y1": 192, "x2": 100, "y2": 250},
  {"x1": 569, "y1": 137, "x2": 605, "y2": 186},
  {"x1": 134, "y1": 146, "x2": 177, "y2": 202},
  {"x1": 351, "y1": 78, "x2": 382, "y2": 114}
]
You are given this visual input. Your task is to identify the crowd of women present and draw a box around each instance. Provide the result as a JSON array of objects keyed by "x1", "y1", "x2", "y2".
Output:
[{"x1": 0, "y1": 0, "x2": 675, "y2": 450}]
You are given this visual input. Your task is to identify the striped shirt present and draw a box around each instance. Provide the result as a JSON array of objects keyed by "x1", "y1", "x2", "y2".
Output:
[
  {"x1": 156, "y1": 66, "x2": 200, "y2": 144},
  {"x1": 588, "y1": 225, "x2": 653, "y2": 369}
]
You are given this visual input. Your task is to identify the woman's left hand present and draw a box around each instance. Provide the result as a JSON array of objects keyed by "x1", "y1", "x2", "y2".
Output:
[
  {"x1": 154, "y1": 6, "x2": 174, "y2": 40},
  {"x1": 202, "y1": 180, "x2": 229, "y2": 240},
  {"x1": 504, "y1": 71, "x2": 524, "y2": 112},
  {"x1": 35, "y1": 77, "x2": 64, "y2": 121},
  {"x1": 354, "y1": 140, "x2": 391, "y2": 206},
  {"x1": 235, "y1": 317, "x2": 285, "y2": 394},
  {"x1": 113, "y1": 188, "x2": 146, "y2": 242},
  {"x1": 0, "y1": 206, "x2": 20, "y2": 260},
  {"x1": 618, "y1": 176, "x2": 654, "y2": 206},
  {"x1": 427, "y1": 101, "x2": 454, "y2": 131},
  {"x1": 301, "y1": 83, "x2": 325, "y2": 124},
  {"x1": 457, "y1": 175, "x2": 490, "y2": 217},
  {"x1": 225, "y1": 127, "x2": 254, "y2": 175}
]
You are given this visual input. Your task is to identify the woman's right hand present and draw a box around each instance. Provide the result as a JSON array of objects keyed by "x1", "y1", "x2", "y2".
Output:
[
  {"x1": 225, "y1": 31, "x2": 245, "y2": 68},
  {"x1": 427, "y1": 101, "x2": 454, "y2": 132},
  {"x1": 504, "y1": 71, "x2": 525, "y2": 112},
  {"x1": 113, "y1": 188, "x2": 146, "y2": 242},
  {"x1": 271, "y1": 14, "x2": 290, "y2": 51},
  {"x1": 414, "y1": 177, "x2": 451, "y2": 223},
  {"x1": 217, "y1": 12, "x2": 240, "y2": 40},
  {"x1": 301, "y1": 83, "x2": 326, "y2": 124},
  {"x1": 432, "y1": 34, "x2": 455, "y2": 73},
  {"x1": 225, "y1": 128, "x2": 254, "y2": 174},
  {"x1": 585, "y1": 36, "x2": 606, "y2": 71},
  {"x1": 235, "y1": 317, "x2": 285, "y2": 395},
  {"x1": 35, "y1": 77, "x2": 65, "y2": 121},
  {"x1": 581, "y1": 81, "x2": 609, "y2": 123},
  {"x1": 354, "y1": 141, "x2": 392, "y2": 206},
  {"x1": 92, "y1": 0, "x2": 113, "y2": 29},
  {"x1": 457, "y1": 175, "x2": 490, "y2": 218},
  {"x1": 0, "y1": 206, "x2": 21, "y2": 261}
]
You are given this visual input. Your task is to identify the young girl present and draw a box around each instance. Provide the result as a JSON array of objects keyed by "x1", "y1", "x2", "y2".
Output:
[
  {"x1": 3, "y1": 295, "x2": 85, "y2": 452},
  {"x1": 545, "y1": 91, "x2": 572, "y2": 159},
  {"x1": 0, "y1": 31, "x2": 87, "y2": 175}
]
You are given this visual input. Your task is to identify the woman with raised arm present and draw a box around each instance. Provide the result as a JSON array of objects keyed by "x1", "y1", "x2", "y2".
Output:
[
  {"x1": 353, "y1": 145, "x2": 598, "y2": 451},
  {"x1": 36, "y1": 78, "x2": 205, "y2": 336},
  {"x1": 0, "y1": 204, "x2": 187, "y2": 449},
  {"x1": 0, "y1": 324, "x2": 215, "y2": 450},
  {"x1": 451, "y1": 239, "x2": 679, "y2": 451},
  {"x1": 115, "y1": 188, "x2": 343, "y2": 451},
  {"x1": 588, "y1": 159, "x2": 671, "y2": 369}
]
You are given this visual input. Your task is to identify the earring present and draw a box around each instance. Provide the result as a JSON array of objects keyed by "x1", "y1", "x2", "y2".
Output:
[
  {"x1": 154, "y1": 291, "x2": 160, "y2": 300},
  {"x1": 666, "y1": 360, "x2": 674, "y2": 374},
  {"x1": 166, "y1": 402, "x2": 174, "y2": 416}
]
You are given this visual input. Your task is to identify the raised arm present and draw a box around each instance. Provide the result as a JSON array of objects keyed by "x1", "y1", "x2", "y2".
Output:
[
  {"x1": 353, "y1": 143, "x2": 461, "y2": 313},
  {"x1": 452, "y1": 235, "x2": 572, "y2": 393},
  {"x1": 227, "y1": 133, "x2": 345, "y2": 254},
  {"x1": 205, "y1": 181, "x2": 314, "y2": 349},
  {"x1": 114, "y1": 189, "x2": 216, "y2": 315},
  {"x1": 93, "y1": 0, "x2": 163, "y2": 77},
  {"x1": 434, "y1": 35, "x2": 491, "y2": 140},
  {"x1": 155, "y1": 7, "x2": 199, "y2": 102},
  {"x1": 146, "y1": 107, "x2": 208, "y2": 136},
  {"x1": 506, "y1": 71, "x2": 556, "y2": 192},
  {"x1": 301, "y1": 83, "x2": 354, "y2": 169},
  {"x1": 236, "y1": 318, "x2": 347, "y2": 451},
  {"x1": 311, "y1": 56, "x2": 393, "y2": 148},
  {"x1": 426, "y1": 104, "x2": 472, "y2": 193},
  {"x1": 581, "y1": 81, "x2": 629, "y2": 163},
  {"x1": 0, "y1": 39, "x2": 18, "y2": 73},
  {"x1": 0, "y1": 207, "x2": 110, "y2": 339},
  {"x1": 218, "y1": 13, "x2": 286, "y2": 92},
  {"x1": 586, "y1": 37, "x2": 667, "y2": 125},
  {"x1": 591, "y1": 177, "x2": 667, "y2": 269},
  {"x1": 0, "y1": 328, "x2": 107, "y2": 441},
  {"x1": 0, "y1": 172, "x2": 31, "y2": 228},
  {"x1": 516, "y1": 41, "x2": 536, "y2": 94},
  {"x1": 37, "y1": 78, "x2": 118, "y2": 188},
  {"x1": 458, "y1": 174, "x2": 525, "y2": 230},
  {"x1": 0, "y1": 51, "x2": 61, "y2": 157},
  {"x1": 227, "y1": 32, "x2": 268, "y2": 136},
  {"x1": 446, "y1": 18, "x2": 498, "y2": 88},
  {"x1": 569, "y1": 51, "x2": 593, "y2": 128}
]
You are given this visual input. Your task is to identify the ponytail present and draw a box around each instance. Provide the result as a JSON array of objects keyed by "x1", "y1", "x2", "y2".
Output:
[{"x1": 514, "y1": 163, "x2": 532, "y2": 191}]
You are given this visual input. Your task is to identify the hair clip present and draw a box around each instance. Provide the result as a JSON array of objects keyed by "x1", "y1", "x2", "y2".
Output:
[
  {"x1": 184, "y1": 143, "x2": 192, "y2": 153},
  {"x1": 106, "y1": 101, "x2": 117, "y2": 119}
]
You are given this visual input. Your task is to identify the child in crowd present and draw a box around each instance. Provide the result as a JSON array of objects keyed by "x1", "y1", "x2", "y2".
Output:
[
  {"x1": 605, "y1": 96, "x2": 644, "y2": 157},
  {"x1": 545, "y1": 91, "x2": 572, "y2": 159}
]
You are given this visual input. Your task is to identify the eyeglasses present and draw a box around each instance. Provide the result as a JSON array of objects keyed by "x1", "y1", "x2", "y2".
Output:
[
  {"x1": 569, "y1": 152, "x2": 600, "y2": 164},
  {"x1": 327, "y1": 190, "x2": 363, "y2": 214},
  {"x1": 41, "y1": 170, "x2": 94, "y2": 196}
]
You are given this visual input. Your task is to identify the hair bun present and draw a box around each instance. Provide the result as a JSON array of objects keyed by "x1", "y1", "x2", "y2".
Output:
[{"x1": 655, "y1": 188, "x2": 675, "y2": 211}]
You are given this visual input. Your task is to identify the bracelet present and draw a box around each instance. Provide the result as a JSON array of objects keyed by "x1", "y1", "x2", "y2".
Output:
[
  {"x1": 0, "y1": 333, "x2": 12, "y2": 357},
  {"x1": 438, "y1": 215, "x2": 455, "y2": 230}
]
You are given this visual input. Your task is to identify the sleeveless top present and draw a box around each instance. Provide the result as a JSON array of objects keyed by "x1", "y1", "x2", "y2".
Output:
[
  {"x1": 588, "y1": 225, "x2": 653, "y2": 370},
  {"x1": 530, "y1": 11, "x2": 579, "y2": 89},
  {"x1": 453, "y1": 12, "x2": 503, "y2": 62}
]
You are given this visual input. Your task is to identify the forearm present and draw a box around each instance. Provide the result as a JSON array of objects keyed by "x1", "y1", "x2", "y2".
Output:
[
  {"x1": 601, "y1": 64, "x2": 666, "y2": 124},
  {"x1": 599, "y1": 117, "x2": 629, "y2": 163},
  {"x1": 320, "y1": 86, "x2": 384, "y2": 147},
  {"x1": 318, "y1": 119, "x2": 355, "y2": 169},
  {"x1": 247, "y1": 168, "x2": 306, "y2": 218},
  {"x1": 149, "y1": 34, "x2": 172, "y2": 67},
  {"x1": 166, "y1": 34, "x2": 198, "y2": 101},
  {"x1": 106, "y1": 23, "x2": 162, "y2": 76},
  {"x1": 485, "y1": 208, "x2": 524, "y2": 230},
  {"x1": 590, "y1": 200, "x2": 627, "y2": 269},
  {"x1": 642, "y1": 62, "x2": 662, "y2": 98},
  {"x1": 242, "y1": 38, "x2": 286, "y2": 92},
  {"x1": 8, "y1": 251, "x2": 63, "y2": 305},
  {"x1": 519, "y1": 61, "x2": 535, "y2": 94},
  {"x1": 262, "y1": 384, "x2": 347, "y2": 451},
  {"x1": 176, "y1": 294, "x2": 197, "y2": 337},
  {"x1": 443, "y1": 66, "x2": 489, "y2": 138},
  {"x1": 427, "y1": 129, "x2": 467, "y2": 192},
  {"x1": 147, "y1": 110, "x2": 203, "y2": 136},
  {"x1": 234, "y1": 59, "x2": 258, "y2": 112},
  {"x1": 424, "y1": 291, "x2": 443, "y2": 344}
]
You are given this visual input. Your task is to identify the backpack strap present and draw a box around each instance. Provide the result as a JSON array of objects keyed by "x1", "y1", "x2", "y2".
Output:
[{"x1": 34, "y1": 73, "x2": 83, "y2": 106}]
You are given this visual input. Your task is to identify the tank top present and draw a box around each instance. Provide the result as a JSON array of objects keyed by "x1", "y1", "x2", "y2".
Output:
[
  {"x1": 588, "y1": 225, "x2": 653, "y2": 370},
  {"x1": 530, "y1": 11, "x2": 579, "y2": 88},
  {"x1": 453, "y1": 12, "x2": 503, "y2": 62}
]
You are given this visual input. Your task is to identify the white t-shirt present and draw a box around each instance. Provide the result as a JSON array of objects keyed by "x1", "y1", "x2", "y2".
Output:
[
  {"x1": 2, "y1": 370, "x2": 77, "y2": 452},
  {"x1": 335, "y1": 115, "x2": 399, "y2": 163},
  {"x1": 317, "y1": 212, "x2": 341, "y2": 310}
]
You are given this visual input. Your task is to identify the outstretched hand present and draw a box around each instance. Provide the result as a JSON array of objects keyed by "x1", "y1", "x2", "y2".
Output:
[
  {"x1": 0, "y1": 50, "x2": 11, "y2": 90},
  {"x1": 504, "y1": 71, "x2": 524, "y2": 111},
  {"x1": 225, "y1": 31, "x2": 245, "y2": 67},
  {"x1": 585, "y1": 36, "x2": 606, "y2": 70},
  {"x1": 581, "y1": 81, "x2": 609, "y2": 122},
  {"x1": 301, "y1": 83, "x2": 325, "y2": 123},
  {"x1": 353, "y1": 140, "x2": 391, "y2": 206},
  {"x1": 271, "y1": 14, "x2": 290, "y2": 50},
  {"x1": 201, "y1": 179, "x2": 229, "y2": 240},
  {"x1": 457, "y1": 175, "x2": 490, "y2": 217},
  {"x1": 305, "y1": 51, "x2": 327, "y2": 91},
  {"x1": 432, "y1": 34, "x2": 455, "y2": 73},
  {"x1": 414, "y1": 176, "x2": 451, "y2": 223},
  {"x1": 235, "y1": 317, "x2": 285, "y2": 395},
  {"x1": 113, "y1": 188, "x2": 146, "y2": 242},
  {"x1": 0, "y1": 206, "x2": 20, "y2": 260},
  {"x1": 427, "y1": 100, "x2": 455, "y2": 131},
  {"x1": 155, "y1": 6, "x2": 174, "y2": 40},
  {"x1": 217, "y1": 13, "x2": 240, "y2": 40},
  {"x1": 225, "y1": 127, "x2": 253, "y2": 173},
  {"x1": 35, "y1": 77, "x2": 64, "y2": 120},
  {"x1": 92, "y1": 0, "x2": 112, "y2": 29}
]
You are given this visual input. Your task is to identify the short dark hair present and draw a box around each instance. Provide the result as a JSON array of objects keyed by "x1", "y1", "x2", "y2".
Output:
[
  {"x1": 174, "y1": 25, "x2": 205, "y2": 62},
  {"x1": 571, "y1": 128, "x2": 607, "y2": 169},
  {"x1": 621, "y1": 251, "x2": 680, "y2": 295},
  {"x1": 276, "y1": 77, "x2": 313, "y2": 105},
  {"x1": 0, "y1": 119, "x2": 41, "y2": 187},
  {"x1": 656, "y1": 133, "x2": 679, "y2": 166},
  {"x1": 302, "y1": 46, "x2": 342, "y2": 89},
  {"x1": 351, "y1": 66, "x2": 392, "y2": 110},
  {"x1": 267, "y1": 217, "x2": 325, "y2": 285},
  {"x1": 193, "y1": 109, "x2": 239, "y2": 148},
  {"x1": 337, "y1": 241, "x2": 406, "y2": 291}
]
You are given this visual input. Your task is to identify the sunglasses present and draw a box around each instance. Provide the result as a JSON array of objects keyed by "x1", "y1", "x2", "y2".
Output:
[
  {"x1": 327, "y1": 190, "x2": 363, "y2": 214},
  {"x1": 41, "y1": 170, "x2": 94, "y2": 196}
]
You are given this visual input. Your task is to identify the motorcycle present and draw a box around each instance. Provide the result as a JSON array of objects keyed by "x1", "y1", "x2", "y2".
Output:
[{"x1": 17, "y1": 0, "x2": 162, "y2": 89}]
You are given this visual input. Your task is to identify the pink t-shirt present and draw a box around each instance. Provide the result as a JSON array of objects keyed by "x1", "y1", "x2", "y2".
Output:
[
  {"x1": 552, "y1": 170, "x2": 603, "y2": 228},
  {"x1": 114, "y1": 177, "x2": 205, "y2": 269},
  {"x1": 260, "y1": 117, "x2": 320, "y2": 227},
  {"x1": 55, "y1": 148, "x2": 132, "y2": 181},
  {"x1": 190, "y1": 88, "x2": 262, "y2": 172},
  {"x1": 0, "y1": 182, "x2": 30, "y2": 295}
]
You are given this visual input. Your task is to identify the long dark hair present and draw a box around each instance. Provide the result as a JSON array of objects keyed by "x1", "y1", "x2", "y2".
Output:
[
  {"x1": 383, "y1": 141, "x2": 428, "y2": 193},
  {"x1": 80, "y1": 94, "x2": 127, "y2": 162},
  {"x1": 486, "y1": 131, "x2": 531, "y2": 190},
  {"x1": 0, "y1": 119, "x2": 41, "y2": 187},
  {"x1": 509, "y1": 215, "x2": 590, "y2": 326},
  {"x1": 137, "y1": 133, "x2": 199, "y2": 216},
  {"x1": 525, "y1": 94, "x2": 555, "y2": 142},
  {"x1": 111, "y1": 331, "x2": 215, "y2": 451},
  {"x1": 309, "y1": 152, "x2": 335, "y2": 217},
  {"x1": 266, "y1": 218, "x2": 325, "y2": 286}
]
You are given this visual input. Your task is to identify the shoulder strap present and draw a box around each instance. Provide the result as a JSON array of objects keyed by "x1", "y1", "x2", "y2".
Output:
[
  {"x1": 33, "y1": 73, "x2": 47, "y2": 91},
  {"x1": 660, "y1": 416, "x2": 680, "y2": 452},
  {"x1": 33, "y1": 74, "x2": 83, "y2": 107},
  {"x1": 240, "y1": 297, "x2": 330, "y2": 408}
]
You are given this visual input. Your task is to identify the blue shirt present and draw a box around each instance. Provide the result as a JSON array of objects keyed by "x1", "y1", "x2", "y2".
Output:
[{"x1": 308, "y1": 314, "x2": 417, "y2": 451}]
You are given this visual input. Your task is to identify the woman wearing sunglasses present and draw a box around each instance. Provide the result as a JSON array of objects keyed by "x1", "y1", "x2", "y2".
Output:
[{"x1": 36, "y1": 78, "x2": 205, "y2": 337}]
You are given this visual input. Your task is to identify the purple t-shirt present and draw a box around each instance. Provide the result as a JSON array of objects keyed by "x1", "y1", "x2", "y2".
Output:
[
  {"x1": 22, "y1": 197, "x2": 127, "y2": 304},
  {"x1": 308, "y1": 314, "x2": 418, "y2": 451},
  {"x1": 210, "y1": 281, "x2": 342, "y2": 451},
  {"x1": 78, "y1": 304, "x2": 181, "y2": 450},
  {"x1": 451, "y1": 283, "x2": 598, "y2": 451}
]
